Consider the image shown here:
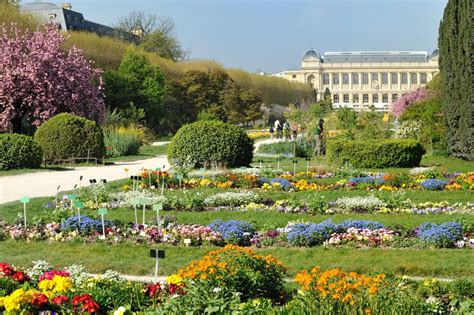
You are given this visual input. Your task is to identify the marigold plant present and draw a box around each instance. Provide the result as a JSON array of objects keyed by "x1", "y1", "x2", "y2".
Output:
[
  {"x1": 173, "y1": 245, "x2": 287, "y2": 301},
  {"x1": 294, "y1": 266, "x2": 386, "y2": 306}
]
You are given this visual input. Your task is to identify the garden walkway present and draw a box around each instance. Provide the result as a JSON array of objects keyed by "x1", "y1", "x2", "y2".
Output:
[
  {"x1": 0, "y1": 138, "x2": 279, "y2": 204},
  {"x1": 0, "y1": 156, "x2": 170, "y2": 204}
]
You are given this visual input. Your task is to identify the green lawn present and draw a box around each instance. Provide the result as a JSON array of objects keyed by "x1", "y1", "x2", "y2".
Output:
[
  {"x1": 2, "y1": 241, "x2": 472, "y2": 278},
  {"x1": 105, "y1": 144, "x2": 168, "y2": 163}
]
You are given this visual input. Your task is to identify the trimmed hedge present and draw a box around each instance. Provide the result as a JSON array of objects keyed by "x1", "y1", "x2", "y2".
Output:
[
  {"x1": 34, "y1": 113, "x2": 105, "y2": 162},
  {"x1": 168, "y1": 120, "x2": 254, "y2": 168},
  {"x1": 0, "y1": 134, "x2": 43, "y2": 170},
  {"x1": 327, "y1": 139, "x2": 425, "y2": 168}
]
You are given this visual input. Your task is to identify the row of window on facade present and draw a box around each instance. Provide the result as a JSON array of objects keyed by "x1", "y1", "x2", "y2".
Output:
[
  {"x1": 332, "y1": 93, "x2": 400, "y2": 104},
  {"x1": 317, "y1": 72, "x2": 428, "y2": 85}
]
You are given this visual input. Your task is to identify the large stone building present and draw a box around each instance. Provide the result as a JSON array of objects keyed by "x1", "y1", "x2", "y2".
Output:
[
  {"x1": 20, "y1": 2, "x2": 136, "y2": 42},
  {"x1": 283, "y1": 49, "x2": 439, "y2": 111}
]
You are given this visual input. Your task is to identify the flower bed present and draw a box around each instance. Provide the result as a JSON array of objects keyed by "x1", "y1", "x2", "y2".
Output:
[
  {"x1": 1, "y1": 258, "x2": 473, "y2": 314},
  {"x1": 3, "y1": 216, "x2": 472, "y2": 249}
]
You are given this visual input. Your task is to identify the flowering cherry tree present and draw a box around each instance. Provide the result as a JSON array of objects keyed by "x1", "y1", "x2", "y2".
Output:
[
  {"x1": 391, "y1": 88, "x2": 428, "y2": 118},
  {"x1": 0, "y1": 23, "x2": 105, "y2": 132}
]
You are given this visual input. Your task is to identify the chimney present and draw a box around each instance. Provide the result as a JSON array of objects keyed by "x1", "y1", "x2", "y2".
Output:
[{"x1": 62, "y1": 3, "x2": 72, "y2": 10}]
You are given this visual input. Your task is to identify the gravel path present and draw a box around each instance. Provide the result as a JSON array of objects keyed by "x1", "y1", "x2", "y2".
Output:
[
  {"x1": 0, "y1": 156, "x2": 169, "y2": 204},
  {"x1": 0, "y1": 138, "x2": 278, "y2": 205}
]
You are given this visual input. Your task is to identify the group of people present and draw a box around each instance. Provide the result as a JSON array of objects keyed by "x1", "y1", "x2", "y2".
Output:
[
  {"x1": 270, "y1": 120, "x2": 302, "y2": 141},
  {"x1": 269, "y1": 119, "x2": 325, "y2": 156}
]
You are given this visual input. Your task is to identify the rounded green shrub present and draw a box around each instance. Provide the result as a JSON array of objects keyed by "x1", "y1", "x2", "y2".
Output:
[
  {"x1": 34, "y1": 113, "x2": 105, "y2": 162},
  {"x1": 0, "y1": 134, "x2": 43, "y2": 170},
  {"x1": 327, "y1": 139, "x2": 425, "y2": 168},
  {"x1": 168, "y1": 121, "x2": 254, "y2": 168}
]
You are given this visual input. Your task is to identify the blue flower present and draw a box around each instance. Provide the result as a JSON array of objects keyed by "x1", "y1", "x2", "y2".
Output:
[
  {"x1": 338, "y1": 219, "x2": 385, "y2": 230},
  {"x1": 208, "y1": 219, "x2": 256, "y2": 246},
  {"x1": 61, "y1": 215, "x2": 112, "y2": 233},
  {"x1": 348, "y1": 176, "x2": 385, "y2": 186},
  {"x1": 286, "y1": 219, "x2": 337, "y2": 247},
  {"x1": 420, "y1": 179, "x2": 447, "y2": 191},
  {"x1": 417, "y1": 221, "x2": 463, "y2": 247}
]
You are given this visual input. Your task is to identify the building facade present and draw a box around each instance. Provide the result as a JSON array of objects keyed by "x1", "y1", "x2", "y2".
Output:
[
  {"x1": 20, "y1": 2, "x2": 136, "y2": 42},
  {"x1": 282, "y1": 49, "x2": 439, "y2": 111}
]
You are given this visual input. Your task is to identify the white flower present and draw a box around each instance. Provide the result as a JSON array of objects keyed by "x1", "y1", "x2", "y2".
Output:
[
  {"x1": 114, "y1": 306, "x2": 126, "y2": 315},
  {"x1": 213, "y1": 287, "x2": 222, "y2": 293}
]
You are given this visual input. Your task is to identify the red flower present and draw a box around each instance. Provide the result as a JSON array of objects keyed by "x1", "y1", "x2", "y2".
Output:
[
  {"x1": 39, "y1": 270, "x2": 70, "y2": 281},
  {"x1": 52, "y1": 295, "x2": 68, "y2": 305},
  {"x1": 72, "y1": 294, "x2": 99, "y2": 313},
  {"x1": 0, "y1": 263, "x2": 15, "y2": 276},
  {"x1": 12, "y1": 271, "x2": 29, "y2": 283},
  {"x1": 82, "y1": 299, "x2": 100, "y2": 313},
  {"x1": 31, "y1": 292, "x2": 49, "y2": 308},
  {"x1": 145, "y1": 283, "x2": 162, "y2": 298}
]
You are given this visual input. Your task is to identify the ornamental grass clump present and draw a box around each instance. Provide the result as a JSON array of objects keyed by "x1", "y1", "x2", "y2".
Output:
[
  {"x1": 173, "y1": 245, "x2": 287, "y2": 301},
  {"x1": 417, "y1": 222, "x2": 463, "y2": 248},
  {"x1": 208, "y1": 220, "x2": 256, "y2": 246}
]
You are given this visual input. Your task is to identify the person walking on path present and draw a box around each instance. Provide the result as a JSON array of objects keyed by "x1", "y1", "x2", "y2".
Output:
[
  {"x1": 313, "y1": 119, "x2": 325, "y2": 156},
  {"x1": 269, "y1": 126, "x2": 274, "y2": 139},
  {"x1": 274, "y1": 120, "x2": 282, "y2": 139}
]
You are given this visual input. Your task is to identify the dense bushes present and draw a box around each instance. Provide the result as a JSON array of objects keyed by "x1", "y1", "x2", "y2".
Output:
[
  {"x1": 327, "y1": 139, "x2": 425, "y2": 168},
  {"x1": 257, "y1": 141, "x2": 309, "y2": 157},
  {"x1": 168, "y1": 121, "x2": 253, "y2": 168},
  {"x1": 0, "y1": 134, "x2": 42, "y2": 170},
  {"x1": 34, "y1": 113, "x2": 105, "y2": 162}
]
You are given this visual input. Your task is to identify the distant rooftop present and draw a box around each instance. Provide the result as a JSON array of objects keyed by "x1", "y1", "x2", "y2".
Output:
[{"x1": 322, "y1": 51, "x2": 430, "y2": 63}]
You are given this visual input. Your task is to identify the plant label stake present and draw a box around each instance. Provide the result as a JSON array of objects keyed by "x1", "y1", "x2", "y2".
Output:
[
  {"x1": 55, "y1": 185, "x2": 61, "y2": 203},
  {"x1": 141, "y1": 198, "x2": 152, "y2": 225},
  {"x1": 161, "y1": 177, "x2": 165, "y2": 197},
  {"x1": 176, "y1": 173, "x2": 183, "y2": 188},
  {"x1": 68, "y1": 194, "x2": 77, "y2": 210},
  {"x1": 277, "y1": 158, "x2": 281, "y2": 169},
  {"x1": 148, "y1": 169, "x2": 152, "y2": 189},
  {"x1": 292, "y1": 160, "x2": 298, "y2": 174},
  {"x1": 305, "y1": 157, "x2": 311, "y2": 176},
  {"x1": 184, "y1": 238, "x2": 191, "y2": 247},
  {"x1": 20, "y1": 197, "x2": 29, "y2": 227},
  {"x1": 98, "y1": 208, "x2": 108, "y2": 238},
  {"x1": 75, "y1": 201, "x2": 84, "y2": 226},
  {"x1": 153, "y1": 203, "x2": 163, "y2": 230},
  {"x1": 150, "y1": 249, "x2": 165, "y2": 283},
  {"x1": 130, "y1": 197, "x2": 140, "y2": 225}
]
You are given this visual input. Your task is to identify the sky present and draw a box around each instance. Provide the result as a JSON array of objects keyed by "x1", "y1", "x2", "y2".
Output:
[{"x1": 28, "y1": 0, "x2": 448, "y2": 73}]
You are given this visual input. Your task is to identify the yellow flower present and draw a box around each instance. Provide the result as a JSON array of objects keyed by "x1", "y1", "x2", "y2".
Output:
[
  {"x1": 167, "y1": 274, "x2": 183, "y2": 285},
  {"x1": 39, "y1": 275, "x2": 73, "y2": 298},
  {"x1": 1, "y1": 288, "x2": 36, "y2": 312}
]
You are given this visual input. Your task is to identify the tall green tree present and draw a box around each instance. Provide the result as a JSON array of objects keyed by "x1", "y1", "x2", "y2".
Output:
[
  {"x1": 103, "y1": 48, "x2": 167, "y2": 131},
  {"x1": 438, "y1": 0, "x2": 473, "y2": 160}
]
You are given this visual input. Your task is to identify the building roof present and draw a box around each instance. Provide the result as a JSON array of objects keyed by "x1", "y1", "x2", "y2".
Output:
[
  {"x1": 322, "y1": 51, "x2": 430, "y2": 63},
  {"x1": 302, "y1": 49, "x2": 321, "y2": 60}
]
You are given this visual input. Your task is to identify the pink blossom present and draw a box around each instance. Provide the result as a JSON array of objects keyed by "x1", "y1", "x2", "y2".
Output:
[
  {"x1": 391, "y1": 88, "x2": 428, "y2": 118},
  {"x1": 0, "y1": 23, "x2": 105, "y2": 131}
]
